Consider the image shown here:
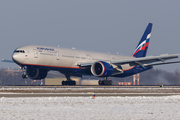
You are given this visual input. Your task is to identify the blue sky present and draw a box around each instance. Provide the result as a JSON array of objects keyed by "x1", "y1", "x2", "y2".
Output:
[{"x1": 1, "y1": 0, "x2": 180, "y2": 71}]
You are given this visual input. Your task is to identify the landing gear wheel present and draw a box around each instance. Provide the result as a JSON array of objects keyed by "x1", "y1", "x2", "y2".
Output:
[
  {"x1": 98, "y1": 80, "x2": 102, "y2": 85},
  {"x1": 62, "y1": 74, "x2": 76, "y2": 86},
  {"x1": 108, "y1": 80, "x2": 112, "y2": 85},
  {"x1": 62, "y1": 80, "x2": 76, "y2": 86},
  {"x1": 22, "y1": 74, "x2": 27, "y2": 79},
  {"x1": 98, "y1": 80, "x2": 112, "y2": 86}
]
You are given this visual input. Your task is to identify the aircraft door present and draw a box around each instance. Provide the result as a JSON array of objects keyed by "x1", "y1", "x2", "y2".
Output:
[
  {"x1": 33, "y1": 49, "x2": 38, "y2": 58},
  {"x1": 56, "y1": 51, "x2": 59, "y2": 60},
  {"x1": 87, "y1": 54, "x2": 90, "y2": 62}
]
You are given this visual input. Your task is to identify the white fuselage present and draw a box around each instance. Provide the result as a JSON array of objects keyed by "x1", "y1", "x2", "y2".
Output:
[{"x1": 12, "y1": 45, "x2": 133, "y2": 71}]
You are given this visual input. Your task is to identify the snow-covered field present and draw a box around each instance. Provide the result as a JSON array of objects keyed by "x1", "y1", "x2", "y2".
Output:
[{"x1": 1, "y1": 96, "x2": 180, "y2": 120}]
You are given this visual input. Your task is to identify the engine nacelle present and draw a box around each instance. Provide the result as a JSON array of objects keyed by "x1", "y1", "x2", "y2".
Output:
[
  {"x1": 91, "y1": 61, "x2": 113, "y2": 77},
  {"x1": 26, "y1": 67, "x2": 47, "y2": 80}
]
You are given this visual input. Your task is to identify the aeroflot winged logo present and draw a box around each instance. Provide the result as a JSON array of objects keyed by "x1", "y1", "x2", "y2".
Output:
[{"x1": 132, "y1": 33, "x2": 151, "y2": 57}]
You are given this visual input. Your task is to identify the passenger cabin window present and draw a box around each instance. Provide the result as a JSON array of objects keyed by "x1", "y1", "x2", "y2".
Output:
[{"x1": 14, "y1": 50, "x2": 25, "y2": 53}]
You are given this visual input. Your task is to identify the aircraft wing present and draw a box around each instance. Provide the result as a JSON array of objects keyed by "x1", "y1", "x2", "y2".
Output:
[
  {"x1": 78, "y1": 54, "x2": 180, "y2": 68},
  {"x1": 1, "y1": 59, "x2": 14, "y2": 63},
  {"x1": 111, "y1": 54, "x2": 180, "y2": 67}
]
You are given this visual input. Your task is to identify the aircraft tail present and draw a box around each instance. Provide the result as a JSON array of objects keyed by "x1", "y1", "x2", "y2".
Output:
[{"x1": 132, "y1": 23, "x2": 153, "y2": 58}]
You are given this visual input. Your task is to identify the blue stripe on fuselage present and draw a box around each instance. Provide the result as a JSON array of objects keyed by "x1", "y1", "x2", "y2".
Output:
[
  {"x1": 23, "y1": 64, "x2": 83, "y2": 74},
  {"x1": 23, "y1": 63, "x2": 153, "y2": 77}
]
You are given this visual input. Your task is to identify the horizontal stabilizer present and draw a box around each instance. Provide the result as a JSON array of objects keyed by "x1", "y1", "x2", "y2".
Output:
[{"x1": 1, "y1": 59, "x2": 14, "y2": 63}]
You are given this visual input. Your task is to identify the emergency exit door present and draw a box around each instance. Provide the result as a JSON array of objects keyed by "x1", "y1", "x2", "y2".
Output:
[
  {"x1": 56, "y1": 51, "x2": 59, "y2": 60},
  {"x1": 33, "y1": 49, "x2": 38, "y2": 58}
]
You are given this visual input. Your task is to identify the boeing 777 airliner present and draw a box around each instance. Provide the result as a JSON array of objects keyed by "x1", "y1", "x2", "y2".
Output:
[{"x1": 2, "y1": 23, "x2": 180, "y2": 85}]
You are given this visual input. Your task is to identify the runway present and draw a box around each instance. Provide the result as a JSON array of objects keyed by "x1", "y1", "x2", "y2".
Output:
[
  {"x1": 1, "y1": 86, "x2": 180, "y2": 97},
  {"x1": 1, "y1": 93, "x2": 180, "y2": 97}
]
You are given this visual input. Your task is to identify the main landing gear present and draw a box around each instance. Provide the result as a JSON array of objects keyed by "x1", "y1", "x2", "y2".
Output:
[
  {"x1": 62, "y1": 75, "x2": 76, "y2": 86},
  {"x1": 98, "y1": 78, "x2": 112, "y2": 86}
]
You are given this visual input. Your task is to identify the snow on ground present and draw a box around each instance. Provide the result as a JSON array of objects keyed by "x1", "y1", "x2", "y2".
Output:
[{"x1": 1, "y1": 96, "x2": 180, "y2": 120}]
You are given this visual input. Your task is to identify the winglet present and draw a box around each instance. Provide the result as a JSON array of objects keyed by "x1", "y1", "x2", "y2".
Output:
[{"x1": 132, "y1": 23, "x2": 153, "y2": 58}]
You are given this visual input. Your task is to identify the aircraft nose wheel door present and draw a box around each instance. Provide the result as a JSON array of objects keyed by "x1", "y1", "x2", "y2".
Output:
[{"x1": 33, "y1": 49, "x2": 38, "y2": 58}]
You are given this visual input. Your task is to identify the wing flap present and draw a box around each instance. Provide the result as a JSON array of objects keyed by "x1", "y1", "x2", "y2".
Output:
[{"x1": 144, "y1": 61, "x2": 180, "y2": 66}]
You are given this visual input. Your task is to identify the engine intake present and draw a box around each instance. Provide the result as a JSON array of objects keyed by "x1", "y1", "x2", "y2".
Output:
[
  {"x1": 26, "y1": 67, "x2": 47, "y2": 80},
  {"x1": 91, "y1": 61, "x2": 113, "y2": 77}
]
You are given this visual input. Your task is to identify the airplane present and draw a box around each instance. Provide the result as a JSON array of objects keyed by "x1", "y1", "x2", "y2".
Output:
[{"x1": 2, "y1": 23, "x2": 180, "y2": 85}]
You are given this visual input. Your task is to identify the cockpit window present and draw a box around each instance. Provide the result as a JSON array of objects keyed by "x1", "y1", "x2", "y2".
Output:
[{"x1": 14, "y1": 50, "x2": 25, "y2": 53}]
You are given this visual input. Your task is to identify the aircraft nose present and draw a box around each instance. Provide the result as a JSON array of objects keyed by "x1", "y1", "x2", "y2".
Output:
[
  {"x1": 12, "y1": 53, "x2": 22, "y2": 63},
  {"x1": 12, "y1": 53, "x2": 18, "y2": 62}
]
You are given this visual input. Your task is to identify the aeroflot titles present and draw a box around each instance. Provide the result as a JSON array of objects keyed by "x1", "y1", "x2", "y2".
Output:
[{"x1": 37, "y1": 47, "x2": 55, "y2": 51}]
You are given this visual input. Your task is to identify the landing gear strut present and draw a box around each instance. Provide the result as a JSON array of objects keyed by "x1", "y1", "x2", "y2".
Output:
[
  {"x1": 62, "y1": 75, "x2": 76, "y2": 86},
  {"x1": 22, "y1": 67, "x2": 28, "y2": 79},
  {"x1": 98, "y1": 77, "x2": 112, "y2": 86}
]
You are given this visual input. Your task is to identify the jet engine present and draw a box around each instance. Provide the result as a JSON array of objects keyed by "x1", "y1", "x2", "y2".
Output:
[
  {"x1": 91, "y1": 61, "x2": 113, "y2": 77},
  {"x1": 26, "y1": 67, "x2": 47, "y2": 80}
]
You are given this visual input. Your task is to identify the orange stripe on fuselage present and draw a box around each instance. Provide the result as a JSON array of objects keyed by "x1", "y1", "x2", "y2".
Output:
[
  {"x1": 22, "y1": 63, "x2": 82, "y2": 69},
  {"x1": 23, "y1": 63, "x2": 136, "y2": 74}
]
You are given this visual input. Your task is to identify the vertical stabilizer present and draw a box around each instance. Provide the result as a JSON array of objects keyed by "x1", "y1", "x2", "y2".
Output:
[{"x1": 132, "y1": 23, "x2": 153, "y2": 58}]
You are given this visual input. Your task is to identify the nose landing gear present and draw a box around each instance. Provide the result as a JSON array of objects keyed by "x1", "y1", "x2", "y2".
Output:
[
  {"x1": 21, "y1": 66, "x2": 28, "y2": 79},
  {"x1": 22, "y1": 74, "x2": 28, "y2": 79}
]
